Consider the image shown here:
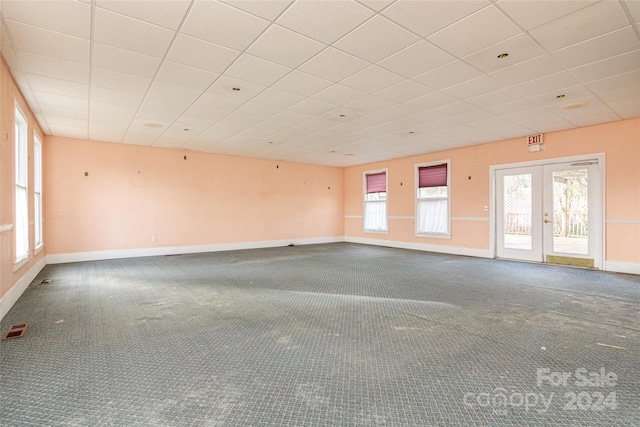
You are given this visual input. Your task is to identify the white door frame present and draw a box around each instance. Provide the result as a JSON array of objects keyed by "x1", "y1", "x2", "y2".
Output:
[{"x1": 489, "y1": 153, "x2": 605, "y2": 269}]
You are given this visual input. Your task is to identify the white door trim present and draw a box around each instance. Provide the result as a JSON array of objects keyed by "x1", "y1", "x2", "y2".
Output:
[{"x1": 489, "y1": 153, "x2": 605, "y2": 268}]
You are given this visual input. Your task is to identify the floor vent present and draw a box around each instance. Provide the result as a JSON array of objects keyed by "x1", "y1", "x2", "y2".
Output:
[
  {"x1": 3, "y1": 324, "x2": 28, "y2": 340},
  {"x1": 39, "y1": 278, "x2": 52, "y2": 285}
]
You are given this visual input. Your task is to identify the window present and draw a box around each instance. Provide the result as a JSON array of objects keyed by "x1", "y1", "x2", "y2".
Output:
[
  {"x1": 364, "y1": 170, "x2": 387, "y2": 232},
  {"x1": 416, "y1": 161, "x2": 450, "y2": 235},
  {"x1": 34, "y1": 134, "x2": 43, "y2": 249},
  {"x1": 14, "y1": 105, "x2": 29, "y2": 265}
]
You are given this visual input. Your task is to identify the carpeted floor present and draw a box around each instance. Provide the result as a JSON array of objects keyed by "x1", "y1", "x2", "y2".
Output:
[{"x1": 1, "y1": 242, "x2": 639, "y2": 426}]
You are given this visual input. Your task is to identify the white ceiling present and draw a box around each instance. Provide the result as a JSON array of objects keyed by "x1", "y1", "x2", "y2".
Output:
[{"x1": 0, "y1": 0, "x2": 638, "y2": 167}]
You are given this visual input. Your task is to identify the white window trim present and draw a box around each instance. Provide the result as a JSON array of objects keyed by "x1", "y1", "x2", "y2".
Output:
[
  {"x1": 34, "y1": 133, "x2": 43, "y2": 250},
  {"x1": 415, "y1": 159, "x2": 451, "y2": 239},
  {"x1": 363, "y1": 167, "x2": 389, "y2": 234},
  {"x1": 14, "y1": 103, "x2": 30, "y2": 269}
]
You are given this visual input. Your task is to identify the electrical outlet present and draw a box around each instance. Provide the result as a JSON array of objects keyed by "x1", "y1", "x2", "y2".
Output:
[{"x1": 151, "y1": 235, "x2": 157, "y2": 242}]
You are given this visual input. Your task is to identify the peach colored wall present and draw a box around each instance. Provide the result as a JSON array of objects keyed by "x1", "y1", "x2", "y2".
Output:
[
  {"x1": 1, "y1": 59, "x2": 46, "y2": 301},
  {"x1": 44, "y1": 137, "x2": 344, "y2": 255},
  {"x1": 344, "y1": 119, "x2": 640, "y2": 264}
]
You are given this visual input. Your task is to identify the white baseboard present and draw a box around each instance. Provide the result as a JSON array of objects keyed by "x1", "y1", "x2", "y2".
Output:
[
  {"x1": 0, "y1": 256, "x2": 47, "y2": 321},
  {"x1": 345, "y1": 236, "x2": 492, "y2": 258},
  {"x1": 604, "y1": 260, "x2": 640, "y2": 275},
  {"x1": 46, "y1": 236, "x2": 346, "y2": 264}
]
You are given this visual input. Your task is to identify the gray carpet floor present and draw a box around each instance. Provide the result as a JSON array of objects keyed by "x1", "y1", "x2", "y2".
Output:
[{"x1": 1, "y1": 242, "x2": 639, "y2": 426}]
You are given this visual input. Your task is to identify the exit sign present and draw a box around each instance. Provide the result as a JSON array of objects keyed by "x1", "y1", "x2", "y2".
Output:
[{"x1": 527, "y1": 134, "x2": 543, "y2": 145}]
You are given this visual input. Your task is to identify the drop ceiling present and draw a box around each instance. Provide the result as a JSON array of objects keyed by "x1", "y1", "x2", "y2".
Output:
[{"x1": 0, "y1": 0, "x2": 638, "y2": 167}]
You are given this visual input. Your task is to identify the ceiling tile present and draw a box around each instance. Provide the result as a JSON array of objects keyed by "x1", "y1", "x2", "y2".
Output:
[
  {"x1": 90, "y1": 99, "x2": 138, "y2": 117},
  {"x1": 340, "y1": 65, "x2": 404, "y2": 93},
  {"x1": 586, "y1": 70, "x2": 640, "y2": 94},
  {"x1": 156, "y1": 60, "x2": 218, "y2": 91},
  {"x1": 270, "y1": 109, "x2": 314, "y2": 126},
  {"x1": 276, "y1": 0, "x2": 373, "y2": 44},
  {"x1": 369, "y1": 104, "x2": 418, "y2": 122},
  {"x1": 208, "y1": 75, "x2": 266, "y2": 101},
  {"x1": 490, "y1": 55, "x2": 564, "y2": 86},
  {"x1": 428, "y1": 6, "x2": 520, "y2": 58},
  {"x1": 288, "y1": 98, "x2": 337, "y2": 116},
  {"x1": 96, "y1": 0, "x2": 190, "y2": 30},
  {"x1": 334, "y1": 15, "x2": 418, "y2": 63},
  {"x1": 252, "y1": 87, "x2": 305, "y2": 109},
  {"x1": 166, "y1": 34, "x2": 240, "y2": 74},
  {"x1": 404, "y1": 91, "x2": 459, "y2": 112},
  {"x1": 467, "y1": 88, "x2": 524, "y2": 109},
  {"x1": 313, "y1": 84, "x2": 368, "y2": 106},
  {"x1": 552, "y1": 27, "x2": 639, "y2": 69},
  {"x1": 344, "y1": 95, "x2": 396, "y2": 114},
  {"x1": 376, "y1": 80, "x2": 433, "y2": 103},
  {"x1": 529, "y1": 1, "x2": 630, "y2": 51},
  {"x1": 189, "y1": 92, "x2": 245, "y2": 114},
  {"x1": 358, "y1": 0, "x2": 395, "y2": 12},
  {"x1": 247, "y1": 25, "x2": 325, "y2": 68},
  {"x1": 422, "y1": 101, "x2": 477, "y2": 122},
  {"x1": 90, "y1": 85, "x2": 144, "y2": 106},
  {"x1": 451, "y1": 109, "x2": 497, "y2": 125},
  {"x1": 487, "y1": 98, "x2": 540, "y2": 116},
  {"x1": 462, "y1": 34, "x2": 546, "y2": 74},
  {"x1": 146, "y1": 81, "x2": 201, "y2": 106},
  {"x1": 38, "y1": 102, "x2": 87, "y2": 120},
  {"x1": 571, "y1": 50, "x2": 640, "y2": 83},
  {"x1": 569, "y1": 111, "x2": 622, "y2": 128},
  {"x1": 596, "y1": 84, "x2": 640, "y2": 104},
  {"x1": 547, "y1": 96, "x2": 613, "y2": 120},
  {"x1": 47, "y1": 123, "x2": 88, "y2": 139},
  {"x1": 607, "y1": 98, "x2": 640, "y2": 120},
  {"x1": 89, "y1": 102, "x2": 137, "y2": 123},
  {"x1": 504, "y1": 107, "x2": 575, "y2": 134},
  {"x1": 271, "y1": 71, "x2": 333, "y2": 97},
  {"x1": 33, "y1": 90, "x2": 87, "y2": 110},
  {"x1": 378, "y1": 41, "x2": 454, "y2": 78},
  {"x1": 135, "y1": 98, "x2": 184, "y2": 123},
  {"x1": 528, "y1": 84, "x2": 593, "y2": 107},
  {"x1": 299, "y1": 47, "x2": 369, "y2": 82},
  {"x1": 235, "y1": 101, "x2": 282, "y2": 119},
  {"x1": 182, "y1": 1, "x2": 269, "y2": 51},
  {"x1": 382, "y1": 0, "x2": 488, "y2": 38},
  {"x1": 25, "y1": 74, "x2": 89, "y2": 98},
  {"x1": 497, "y1": 0, "x2": 597, "y2": 30},
  {"x1": 624, "y1": 0, "x2": 640, "y2": 23},
  {"x1": 92, "y1": 42, "x2": 161, "y2": 79},
  {"x1": 511, "y1": 71, "x2": 580, "y2": 98},
  {"x1": 225, "y1": 54, "x2": 291, "y2": 86},
  {"x1": 91, "y1": 67, "x2": 151, "y2": 94},
  {"x1": 93, "y1": 8, "x2": 174, "y2": 58},
  {"x1": 442, "y1": 75, "x2": 506, "y2": 100},
  {"x1": 2, "y1": 0, "x2": 91, "y2": 39},
  {"x1": 414, "y1": 60, "x2": 482, "y2": 90},
  {"x1": 468, "y1": 116, "x2": 532, "y2": 138},
  {"x1": 6, "y1": 20, "x2": 89, "y2": 64},
  {"x1": 221, "y1": 0, "x2": 293, "y2": 21}
]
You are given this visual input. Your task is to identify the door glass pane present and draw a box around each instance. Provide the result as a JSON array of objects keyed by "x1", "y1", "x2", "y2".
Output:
[
  {"x1": 552, "y1": 169, "x2": 588, "y2": 254},
  {"x1": 504, "y1": 174, "x2": 532, "y2": 250}
]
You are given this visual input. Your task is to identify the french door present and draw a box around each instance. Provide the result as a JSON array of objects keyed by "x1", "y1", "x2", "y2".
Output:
[{"x1": 496, "y1": 160, "x2": 601, "y2": 268}]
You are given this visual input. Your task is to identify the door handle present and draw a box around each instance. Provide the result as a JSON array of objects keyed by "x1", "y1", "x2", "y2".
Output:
[{"x1": 544, "y1": 219, "x2": 551, "y2": 223}]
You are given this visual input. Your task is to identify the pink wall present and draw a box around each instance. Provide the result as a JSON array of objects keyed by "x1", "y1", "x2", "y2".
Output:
[
  {"x1": 44, "y1": 137, "x2": 344, "y2": 255},
  {"x1": 344, "y1": 119, "x2": 640, "y2": 264},
  {"x1": 1, "y1": 60, "x2": 46, "y2": 301}
]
